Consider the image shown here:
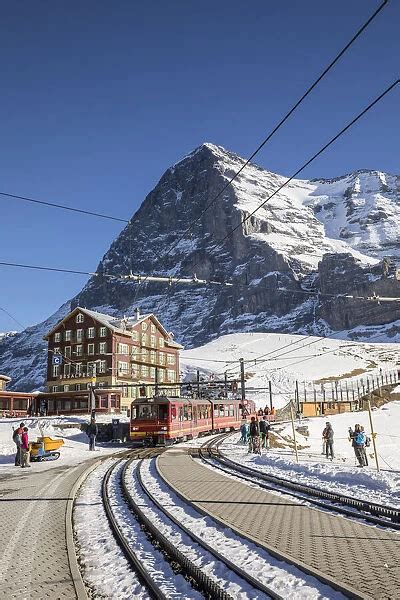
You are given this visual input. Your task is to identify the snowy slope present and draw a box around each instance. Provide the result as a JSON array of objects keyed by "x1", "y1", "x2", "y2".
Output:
[{"x1": 181, "y1": 332, "x2": 400, "y2": 409}]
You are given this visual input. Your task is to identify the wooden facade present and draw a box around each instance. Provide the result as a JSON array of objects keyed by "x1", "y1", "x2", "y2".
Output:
[{"x1": 44, "y1": 307, "x2": 183, "y2": 412}]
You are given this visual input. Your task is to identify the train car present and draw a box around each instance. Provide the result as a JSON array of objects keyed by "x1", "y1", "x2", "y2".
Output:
[{"x1": 130, "y1": 395, "x2": 256, "y2": 445}]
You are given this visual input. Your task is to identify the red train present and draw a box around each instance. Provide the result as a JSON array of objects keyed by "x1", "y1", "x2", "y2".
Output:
[{"x1": 130, "y1": 395, "x2": 257, "y2": 445}]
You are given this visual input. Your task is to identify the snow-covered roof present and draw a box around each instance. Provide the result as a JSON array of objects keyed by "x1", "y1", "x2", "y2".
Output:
[{"x1": 0, "y1": 374, "x2": 11, "y2": 382}]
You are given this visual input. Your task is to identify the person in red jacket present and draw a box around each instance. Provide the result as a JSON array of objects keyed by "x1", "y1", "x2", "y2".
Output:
[{"x1": 20, "y1": 427, "x2": 31, "y2": 468}]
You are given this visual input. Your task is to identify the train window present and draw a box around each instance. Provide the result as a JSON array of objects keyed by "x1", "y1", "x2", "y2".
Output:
[
  {"x1": 159, "y1": 404, "x2": 168, "y2": 420},
  {"x1": 137, "y1": 404, "x2": 157, "y2": 419},
  {"x1": 171, "y1": 405, "x2": 177, "y2": 419},
  {"x1": 229, "y1": 404, "x2": 234, "y2": 416},
  {"x1": 131, "y1": 406, "x2": 137, "y2": 420},
  {"x1": 178, "y1": 406, "x2": 184, "y2": 421},
  {"x1": 213, "y1": 403, "x2": 219, "y2": 417}
]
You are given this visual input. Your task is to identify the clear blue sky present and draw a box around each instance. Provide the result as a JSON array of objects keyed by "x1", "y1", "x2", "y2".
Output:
[{"x1": 0, "y1": 0, "x2": 398, "y2": 332}]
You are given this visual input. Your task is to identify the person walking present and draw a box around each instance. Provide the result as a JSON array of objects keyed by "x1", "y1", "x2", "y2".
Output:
[
  {"x1": 12, "y1": 422, "x2": 25, "y2": 466},
  {"x1": 20, "y1": 427, "x2": 31, "y2": 468},
  {"x1": 259, "y1": 416, "x2": 270, "y2": 450},
  {"x1": 86, "y1": 418, "x2": 99, "y2": 451},
  {"x1": 323, "y1": 422, "x2": 334, "y2": 460},
  {"x1": 249, "y1": 417, "x2": 261, "y2": 454}
]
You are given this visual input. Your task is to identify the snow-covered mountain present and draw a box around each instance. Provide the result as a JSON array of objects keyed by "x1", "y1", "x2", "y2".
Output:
[{"x1": 1, "y1": 143, "x2": 399, "y2": 391}]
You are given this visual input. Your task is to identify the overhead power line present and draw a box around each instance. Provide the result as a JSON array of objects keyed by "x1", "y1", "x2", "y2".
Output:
[
  {"x1": 155, "y1": 0, "x2": 390, "y2": 262},
  {"x1": 129, "y1": 1, "x2": 390, "y2": 305},
  {"x1": 0, "y1": 306, "x2": 25, "y2": 330},
  {"x1": 0, "y1": 191, "x2": 129, "y2": 223},
  {"x1": 218, "y1": 79, "x2": 399, "y2": 246}
]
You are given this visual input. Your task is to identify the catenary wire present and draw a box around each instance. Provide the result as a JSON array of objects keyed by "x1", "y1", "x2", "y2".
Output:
[
  {"x1": 128, "y1": 1, "x2": 391, "y2": 305},
  {"x1": 0, "y1": 191, "x2": 129, "y2": 223},
  {"x1": 0, "y1": 306, "x2": 25, "y2": 330}
]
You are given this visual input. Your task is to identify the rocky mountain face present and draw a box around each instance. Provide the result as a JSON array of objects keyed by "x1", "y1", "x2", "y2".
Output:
[{"x1": 1, "y1": 143, "x2": 399, "y2": 391}]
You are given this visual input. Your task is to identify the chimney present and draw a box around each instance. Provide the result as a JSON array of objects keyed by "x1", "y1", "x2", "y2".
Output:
[{"x1": 134, "y1": 307, "x2": 141, "y2": 320}]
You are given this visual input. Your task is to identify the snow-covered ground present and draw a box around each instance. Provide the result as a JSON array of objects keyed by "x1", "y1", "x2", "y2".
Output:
[
  {"x1": 0, "y1": 415, "x2": 128, "y2": 474},
  {"x1": 181, "y1": 332, "x2": 399, "y2": 408},
  {"x1": 220, "y1": 401, "x2": 400, "y2": 508}
]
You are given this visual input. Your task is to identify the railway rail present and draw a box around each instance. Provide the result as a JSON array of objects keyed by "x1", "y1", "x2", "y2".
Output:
[
  {"x1": 84, "y1": 448, "x2": 277, "y2": 599},
  {"x1": 198, "y1": 432, "x2": 400, "y2": 530}
]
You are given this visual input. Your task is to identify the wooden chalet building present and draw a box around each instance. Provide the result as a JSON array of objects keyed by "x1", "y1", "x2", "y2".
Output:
[
  {"x1": 0, "y1": 374, "x2": 35, "y2": 416},
  {"x1": 44, "y1": 307, "x2": 183, "y2": 413}
]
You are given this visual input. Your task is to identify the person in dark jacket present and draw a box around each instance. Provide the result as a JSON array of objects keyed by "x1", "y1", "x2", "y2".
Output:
[
  {"x1": 86, "y1": 419, "x2": 99, "y2": 451},
  {"x1": 249, "y1": 417, "x2": 261, "y2": 454},
  {"x1": 259, "y1": 416, "x2": 270, "y2": 449},
  {"x1": 12, "y1": 422, "x2": 25, "y2": 466},
  {"x1": 322, "y1": 422, "x2": 334, "y2": 460}
]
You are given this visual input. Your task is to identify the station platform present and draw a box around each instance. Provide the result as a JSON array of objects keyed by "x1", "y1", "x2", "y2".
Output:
[
  {"x1": 0, "y1": 461, "x2": 88, "y2": 600},
  {"x1": 157, "y1": 448, "x2": 400, "y2": 600}
]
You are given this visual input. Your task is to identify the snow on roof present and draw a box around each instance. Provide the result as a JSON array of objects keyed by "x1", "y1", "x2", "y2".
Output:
[{"x1": 0, "y1": 374, "x2": 11, "y2": 382}]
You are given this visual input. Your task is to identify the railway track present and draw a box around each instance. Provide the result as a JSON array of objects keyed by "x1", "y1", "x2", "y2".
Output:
[
  {"x1": 198, "y1": 432, "x2": 400, "y2": 530},
  {"x1": 76, "y1": 449, "x2": 279, "y2": 599}
]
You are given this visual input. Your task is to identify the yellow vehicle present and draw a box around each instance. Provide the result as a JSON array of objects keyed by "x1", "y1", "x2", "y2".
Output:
[{"x1": 30, "y1": 436, "x2": 64, "y2": 461}]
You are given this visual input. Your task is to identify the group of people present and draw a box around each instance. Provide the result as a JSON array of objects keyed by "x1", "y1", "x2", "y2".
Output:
[
  {"x1": 349, "y1": 424, "x2": 369, "y2": 467},
  {"x1": 12, "y1": 422, "x2": 30, "y2": 468},
  {"x1": 321, "y1": 421, "x2": 370, "y2": 467},
  {"x1": 240, "y1": 416, "x2": 271, "y2": 454}
]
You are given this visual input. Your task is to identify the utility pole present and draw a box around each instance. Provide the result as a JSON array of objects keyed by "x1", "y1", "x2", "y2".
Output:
[
  {"x1": 196, "y1": 369, "x2": 200, "y2": 399},
  {"x1": 268, "y1": 380, "x2": 273, "y2": 411},
  {"x1": 155, "y1": 366, "x2": 159, "y2": 396},
  {"x1": 89, "y1": 363, "x2": 97, "y2": 420},
  {"x1": 224, "y1": 372, "x2": 228, "y2": 398},
  {"x1": 367, "y1": 396, "x2": 380, "y2": 472},
  {"x1": 290, "y1": 403, "x2": 299, "y2": 463},
  {"x1": 239, "y1": 358, "x2": 246, "y2": 401}
]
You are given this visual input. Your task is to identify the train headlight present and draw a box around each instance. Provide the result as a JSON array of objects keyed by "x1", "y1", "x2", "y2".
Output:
[
  {"x1": 162, "y1": 426, "x2": 167, "y2": 430},
  {"x1": 131, "y1": 426, "x2": 139, "y2": 431}
]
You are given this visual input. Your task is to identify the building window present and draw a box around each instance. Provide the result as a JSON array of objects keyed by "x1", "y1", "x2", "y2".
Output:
[
  {"x1": 159, "y1": 338, "x2": 164, "y2": 348},
  {"x1": 76, "y1": 329, "x2": 84, "y2": 342},
  {"x1": 53, "y1": 347, "x2": 61, "y2": 355},
  {"x1": 64, "y1": 363, "x2": 71, "y2": 377},
  {"x1": 63, "y1": 385, "x2": 69, "y2": 392},
  {"x1": 118, "y1": 361, "x2": 129, "y2": 375},
  {"x1": 131, "y1": 364, "x2": 139, "y2": 378},
  {"x1": 141, "y1": 365, "x2": 149, "y2": 377},
  {"x1": 65, "y1": 346, "x2": 71, "y2": 358},
  {"x1": 87, "y1": 362, "x2": 95, "y2": 377},
  {"x1": 75, "y1": 383, "x2": 81, "y2": 391},
  {"x1": 141, "y1": 333, "x2": 148, "y2": 346},
  {"x1": 54, "y1": 332, "x2": 61, "y2": 342},
  {"x1": 167, "y1": 354, "x2": 175, "y2": 365},
  {"x1": 76, "y1": 313, "x2": 84, "y2": 323},
  {"x1": 167, "y1": 369, "x2": 175, "y2": 382},
  {"x1": 150, "y1": 323, "x2": 156, "y2": 333},
  {"x1": 159, "y1": 370, "x2": 164, "y2": 382},
  {"x1": 74, "y1": 363, "x2": 82, "y2": 376},
  {"x1": 75, "y1": 345, "x2": 83, "y2": 357},
  {"x1": 52, "y1": 365, "x2": 60, "y2": 378},
  {"x1": 87, "y1": 327, "x2": 95, "y2": 338},
  {"x1": 87, "y1": 343, "x2": 95, "y2": 355},
  {"x1": 150, "y1": 335, "x2": 156, "y2": 347},
  {"x1": 99, "y1": 342, "x2": 107, "y2": 354},
  {"x1": 52, "y1": 385, "x2": 59, "y2": 392},
  {"x1": 98, "y1": 360, "x2": 107, "y2": 374},
  {"x1": 65, "y1": 330, "x2": 71, "y2": 341},
  {"x1": 150, "y1": 351, "x2": 156, "y2": 364},
  {"x1": 132, "y1": 330, "x2": 138, "y2": 341},
  {"x1": 150, "y1": 367, "x2": 155, "y2": 378},
  {"x1": 118, "y1": 343, "x2": 129, "y2": 355},
  {"x1": 141, "y1": 322, "x2": 148, "y2": 331},
  {"x1": 159, "y1": 353, "x2": 165, "y2": 365},
  {"x1": 99, "y1": 327, "x2": 107, "y2": 337}
]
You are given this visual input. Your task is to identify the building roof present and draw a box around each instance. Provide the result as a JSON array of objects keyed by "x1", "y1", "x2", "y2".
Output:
[
  {"x1": 43, "y1": 306, "x2": 183, "y2": 348},
  {"x1": 0, "y1": 374, "x2": 11, "y2": 382}
]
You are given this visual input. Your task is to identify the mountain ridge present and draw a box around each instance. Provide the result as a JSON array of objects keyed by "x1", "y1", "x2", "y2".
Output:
[{"x1": 1, "y1": 142, "x2": 399, "y2": 391}]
